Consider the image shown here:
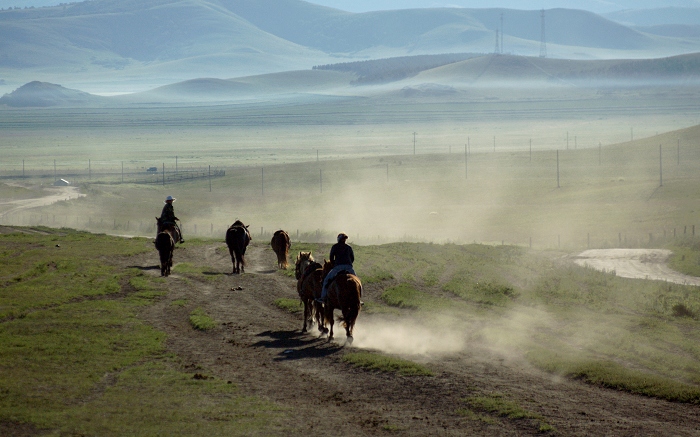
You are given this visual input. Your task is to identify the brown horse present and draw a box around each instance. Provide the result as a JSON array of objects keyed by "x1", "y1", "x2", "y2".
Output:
[
  {"x1": 321, "y1": 260, "x2": 362, "y2": 343},
  {"x1": 295, "y1": 252, "x2": 326, "y2": 334},
  {"x1": 271, "y1": 230, "x2": 291, "y2": 269},
  {"x1": 154, "y1": 230, "x2": 174, "y2": 276},
  {"x1": 225, "y1": 220, "x2": 251, "y2": 274}
]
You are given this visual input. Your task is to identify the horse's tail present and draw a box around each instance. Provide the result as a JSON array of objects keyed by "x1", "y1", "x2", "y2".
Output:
[{"x1": 334, "y1": 275, "x2": 362, "y2": 329}]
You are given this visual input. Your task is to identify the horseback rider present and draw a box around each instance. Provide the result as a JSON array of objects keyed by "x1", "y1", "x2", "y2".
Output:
[
  {"x1": 317, "y1": 233, "x2": 355, "y2": 303},
  {"x1": 158, "y1": 195, "x2": 184, "y2": 243}
]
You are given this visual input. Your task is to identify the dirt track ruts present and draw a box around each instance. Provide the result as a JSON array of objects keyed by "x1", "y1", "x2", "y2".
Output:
[{"x1": 114, "y1": 241, "x2": 700, "y2": 436}]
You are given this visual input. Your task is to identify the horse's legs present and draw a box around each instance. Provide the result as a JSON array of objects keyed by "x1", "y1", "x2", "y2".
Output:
[
  {"x1": 325, "y1": 306, "x2": 335, "y2": 341},
  {"x1": 302, "y1": 299, "x2": 310, "y2": 333},
  {"x1": 315, "y1": 302, "x2": 328, "y2": 334},
  {"x1": 228, "y1": 247, "x2": 241, "y2": 275}
]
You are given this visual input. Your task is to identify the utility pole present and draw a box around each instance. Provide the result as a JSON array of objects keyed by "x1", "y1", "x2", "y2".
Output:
[
  {"x1": 500, "y1": 12, "x2": 504, "y2": 54},
  {"x1": 539, "y1": 9, "x2": 547, "y2": 58},
  {"x1": 659, "y1": 144, "x2": 663, "y2": 187},
  {"x1": 413, "y1": 132, "x2": 416, "y2": 155},
  {"x1": 464, "y1": 144, "x2": 468, "y2": 180}
]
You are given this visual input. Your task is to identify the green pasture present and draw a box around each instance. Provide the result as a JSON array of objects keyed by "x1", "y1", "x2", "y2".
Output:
[
  {"x1": 354, "y1": 239, "x2": 700, "y2": 403},
  {"x1": 1, "y1": 86, "x2": 699, "y2": 249},
  {"x1": 266, "y1": 236, "x2": 700, "y2": 404},
  {"x1": 0, "y1": 228, "x2": 284, "y2": 435},
  {"x1": 2, "y1": 122, "x2": 700, "y2": 251},
  {"x1": 2, "y1": 225, "x2": 700, "y2": 437}
]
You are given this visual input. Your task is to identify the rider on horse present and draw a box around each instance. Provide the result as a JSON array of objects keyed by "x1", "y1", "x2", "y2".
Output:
[
  {"x1": 317, "y1": 232, "x2": 355, "y2": 303},
  {"x1": 158, "y1": 195, "x2": 184, "y2": 243}
]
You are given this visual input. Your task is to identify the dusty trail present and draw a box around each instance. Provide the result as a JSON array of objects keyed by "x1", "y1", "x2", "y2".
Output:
[
  {"x1": 117, "y1": 241, "x2": 700, "y2": 436},
  {"x1": 0, "y1": 185, "x2": 84, "y2": 218},
  {"x1": 574, "y1": 248, "x2": 700, "y2": 286}
]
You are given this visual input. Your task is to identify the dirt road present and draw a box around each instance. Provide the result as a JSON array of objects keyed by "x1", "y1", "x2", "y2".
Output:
[
  {"x1": 574, "y1": 248, "x2": 700, "y2": 286},
  {"x1": 118, "y1": 242, "x2": 700, "y2": 436},
  {"x1": 0, "y1": 185, "x2": 84, "y2": 218}
]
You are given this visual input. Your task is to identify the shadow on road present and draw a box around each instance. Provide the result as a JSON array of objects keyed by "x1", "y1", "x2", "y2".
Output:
[
  {"x1": 127, "y1": 265, "x2": 160, "y2": 271},
  {"x1": 253, "y1": 329, "x2": 344, "y2": 360}
]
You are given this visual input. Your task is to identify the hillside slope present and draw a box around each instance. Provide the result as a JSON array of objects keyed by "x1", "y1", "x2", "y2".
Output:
[{"x1": 413, "y1": 52, "x2": 700, "y2": 85}]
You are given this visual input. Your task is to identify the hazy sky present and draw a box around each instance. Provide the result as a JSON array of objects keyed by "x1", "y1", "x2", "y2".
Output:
[
  {"x1": 307, "y1": 0, "x2": 700, "y2": 13},
  {"x1": 1, "y1": 0, "x2": 699, "y2": 12}
]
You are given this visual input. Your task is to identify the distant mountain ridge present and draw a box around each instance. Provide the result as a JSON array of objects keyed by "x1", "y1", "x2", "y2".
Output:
[
  {"x1": 0, "y1": 0, "x2": 699, "y2": 92},
  {"x1": 4, "y1": 53, "x2": 699, "y2": 107}
]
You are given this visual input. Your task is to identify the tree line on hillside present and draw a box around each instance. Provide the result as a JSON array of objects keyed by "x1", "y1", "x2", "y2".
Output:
[{"x1": 313, "y1": 53, "x2": 484, "y2": 84}]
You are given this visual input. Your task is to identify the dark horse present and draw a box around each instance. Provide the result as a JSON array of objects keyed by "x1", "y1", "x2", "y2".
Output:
[
  {"x1": 226, "y1": 220, "x2": 251, "y2": 274},
  {"x1": 271, "y1": 230, "x2": 291, "y2": 270},
  {"x1": 155, "y1": 217, "x2": 181, "y2": 244},
  {"x1": 154, "y1": 230, "x2": 174, "y2": 276},
  {"x1": 295, "y1": 252, "x2": 326, "y2": 334},
  {"x1": 321, "y1": 260, "x2": 362, "y2": 343}
]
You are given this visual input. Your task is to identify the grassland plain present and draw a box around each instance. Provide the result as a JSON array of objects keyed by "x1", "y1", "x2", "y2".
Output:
[
  {"x1": 2, "y1": 227, "x2": 700, "y2": 435},
  {"x1": 2, "y1": 123, "x2": 700, "y2": 252},
  {"x1": 0, "y1": 228, "x2": 285, "y2": 436}
]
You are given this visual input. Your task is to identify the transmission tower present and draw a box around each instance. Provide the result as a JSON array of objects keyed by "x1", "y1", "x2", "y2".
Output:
[
  {"x1": 500, "y1": 12, "x2": 504, "y2": 54},
  {"x1": 494, "y1": 29, "x2": 500, "y2": 54},
  {"x1": 539, "y1": 9, "x2": 547, "y2": 58}
]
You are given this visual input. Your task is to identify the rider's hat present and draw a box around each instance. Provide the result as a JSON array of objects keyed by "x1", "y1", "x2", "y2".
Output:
[
  {"x1": 164, "y1": 195, "x2": 176, "y2": 203},
  {"x1": 337, "y1": 233, "x2": 348, "y2": 242}
]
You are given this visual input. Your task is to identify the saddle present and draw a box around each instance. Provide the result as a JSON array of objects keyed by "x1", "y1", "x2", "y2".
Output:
[
  {"x1": 300, "y1": 262, "x2": 321, "y2": 283},
  {"x1": 158, "y1": 222, "x2": 180, "y2": 242}
]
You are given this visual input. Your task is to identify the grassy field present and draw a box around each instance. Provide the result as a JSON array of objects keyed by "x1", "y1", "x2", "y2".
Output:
[
  {"x1": 2, "y1": 228, "x2": 699, "y2": 436},
  {"x1": 0, "y1": 228, "x2": 284, "y2": 435},
  {"x1": 1, "y1": 121, "x2": 699, "y2": 251},
  {"x1": 289, "y1": 238, "x2": 700, "y2": 403}
]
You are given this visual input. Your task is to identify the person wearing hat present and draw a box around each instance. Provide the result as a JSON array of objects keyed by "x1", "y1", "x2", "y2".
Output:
[
  {"x1": 158, "y1": 195, "x2": 184, "y2": 243},
  {"x1": 317, "y1": 233, "x2": 355, "y2": 303}
]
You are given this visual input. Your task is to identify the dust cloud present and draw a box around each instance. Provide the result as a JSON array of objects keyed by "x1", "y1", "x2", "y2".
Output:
[
  {"x1": 351, "y1": 316, "x2": 468, "y2": 356},
  {"x1": 347, "y1": 300, "x2": 630, "y2": 373},
  {"x1": 350, "y1": 306, "x2": 563, "y2": 361}
]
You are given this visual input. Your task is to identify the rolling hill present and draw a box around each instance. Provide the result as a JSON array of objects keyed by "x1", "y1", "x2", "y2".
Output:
[
  {"x1": 4, "y1": 52, "x2": 699, "y2": 107},
  {"x1": 1, "y1": 0, "x2": 700, "y2": 94},
  {"x1": 0, "y1": 81, "x2": 107, "y2": 106}
]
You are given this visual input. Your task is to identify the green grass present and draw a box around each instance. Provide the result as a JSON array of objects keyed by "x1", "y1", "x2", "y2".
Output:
[
  {"x1": 0, "y1": 230, "x2": 284, "y2": 435},
  {"x1": 527, "y1": 349, "x2": 700, "y2": 404},
  {"x1": 668, "y1": 239, "x2": 700, "y2": 277},
  {"x1": 274, "y1": 298, "x2": 302, "y2": 314},
  {"x1": 464, "y1": 394, "x2": 555, "y2": 433},
  {"x1": 189, "y1": 308, "x2": 217, "y2": 331},
  {"x1": 343, "y1": 351, "x2": 433, "y2": 376},
  {"x1": 171, "y1": 299, "x2": 188, "y2": 307},
  {"x1": 380, "y1": 283, "x2": 449, "y2": 310},
  {"x1": 0, "y1": 229, "x2": 151, "y2": 320}
]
